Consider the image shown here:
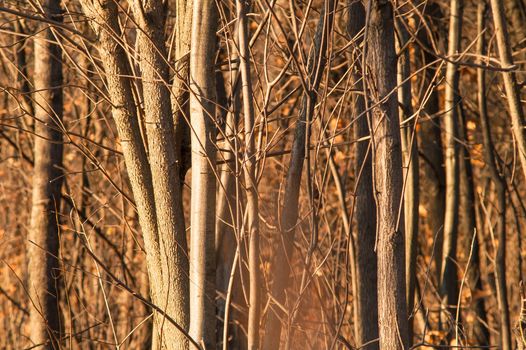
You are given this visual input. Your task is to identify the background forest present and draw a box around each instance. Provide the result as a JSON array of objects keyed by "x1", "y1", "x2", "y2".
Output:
[{"x1": 0, "y1": 0, "x2": 525, "y2": 349}]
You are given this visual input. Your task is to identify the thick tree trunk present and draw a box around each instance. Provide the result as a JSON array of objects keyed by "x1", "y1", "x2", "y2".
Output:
[
  {"x1": 367, "y1": 1, "x2": 408, "y2": 349},
  {"x1": 28, "y1": 1, "x2": 64, "y2": 347},
  {"x1": 79, "y1": 1, "x2": 191, "y2": 348},
  {"x1": 131, "y1": 1, "x2": 190, "y2": 349},
  {"x1": 189, "y1": 0, "x2": 218, "y2": 347},
  {"x1": 261, "y1": 2, "x2": 336, "y2": 348},
  {"x1": 347, "y1": 2, "x2": 378, "y2": 348},
  {"x1": 489, "y1": 0, "x2": 526, "y2": 181},
  {"x1": 440, "y1": 0, "x2": 463, "y2": 335}
]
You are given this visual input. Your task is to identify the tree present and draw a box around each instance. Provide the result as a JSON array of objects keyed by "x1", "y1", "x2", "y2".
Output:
[
  {"x1": 28, "y1": 0, "x2": 64, "y2": 347},
  {"x1": 440, "y1": 0, "x2": 463, "y2": 336},
  {"x1": 366, "y1": 1, "x2": 408, "y2": 348},
  {"x1": 347, "y1": 1, "x2": 378, "y2": 348},
  {"x1": 188, "y1": 0, "x2": 218, "y2": 347},
  {"x1": 78, "y1": 1, "x2": 191, "y2": 348},
  {"x1": 489, "y1": 0, "x2": 526, "y2": 181},
  {"x1": 395, "y1": 12, "x2": 419, "y2": 338},
  {"x1": 235, "y1": 0, "x2": 261, "y2": 347},
  {"x1": 478, "y1": 3, "x2": 511, "y2": 348}
]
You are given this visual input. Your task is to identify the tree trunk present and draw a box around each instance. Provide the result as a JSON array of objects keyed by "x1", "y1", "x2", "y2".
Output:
[
  {"x1": 395, "y1": 16, "x2": 419, "y2": 340},
  {"x1": 131, "y1": 1, "x2": 190, "y2": 348},
  {"x1": 28, "y1": 1, "x2": 64, "y2": 347},
  {"x1": 236, "y1": 0, "x2": 261, "y2": 347},
  {"x1": 261, "y1": 1, "x2": 336, "y2": 348},
  {"x1": 172, "y1": 0, "x2": 193, "y2": 180},
  {"x1": 367, "y1": 1, "x2": 408, "y2": 349},
  {"x1": 478, "y1": 3, "x2": 511, "y2": 348},
  {"x1": 489, "y1": 0, "x2": 526, "y2": 181},
  {"x1": 79, "y1": 1, "x2": 191, "y2": 348},
  {"x1": 189, "y1": 0, "x2": 218, "y2": 347},
  {"x1": 417, "y1": 3, "x2": 446, "y2": 279},
  {"x1": 348, "y1": 2, "x2": 378, "y2": 348},
  {"x1": 440, "y1": 0, "x2": 463, "y2": 336}
]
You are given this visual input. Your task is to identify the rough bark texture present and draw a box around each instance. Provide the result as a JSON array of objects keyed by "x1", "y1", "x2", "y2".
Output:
[
  {"x1": 440, "y1": 0, "x2": 462, "y2": 334},
  {"x1": 261, "y1": 2, "x2": 336, "y2": 348},
  {"x1": 189, "y1": 0, "x2": 218, "y2": 347},
  {"x1": 131, "y1": 1, "x2": 190, "y2": 348},
  {"x1": 28, "y1": 1, "x2": 64, "y2": 347},
  {"x1": 367, "y1": 1, "x2": 408, "y2": 349},
  {"x1": 348, "y1": 1, "x2": 378, "y2": 348},
  {"x1": 79, "y1": 1, "x2": 190, "y2": 348}
]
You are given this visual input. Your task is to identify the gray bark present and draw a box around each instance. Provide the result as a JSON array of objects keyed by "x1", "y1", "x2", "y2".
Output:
[{"x1": 131, "y1": 1, "x2": 190, "y2": 348}]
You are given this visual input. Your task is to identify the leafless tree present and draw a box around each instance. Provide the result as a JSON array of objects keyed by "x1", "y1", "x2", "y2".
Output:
[{"x1": 28, "y1": 0, "x2": 64, "y2": 347}]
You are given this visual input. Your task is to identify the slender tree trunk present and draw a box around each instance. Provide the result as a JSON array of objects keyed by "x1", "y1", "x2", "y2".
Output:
[
  {"x1": 172, "y1": 0, "x2": 193, "y2": 180},
  {"x1": 457, "y1": 4, "x2": 491, "y2": 345},
  {"x1": 347, "y1": 2, "x2": 378, "y2": 348},
  {"x1": 189, "y1": 0, "x2": 218, "y2": 347},
  {"x1": 440, "y1": 0, "x2": 463, "y2": 335},
  {"x1": 417, "y1": 3, "x2": 446, "y2": 279},
  {"x1": 489, "y1": 0, "x2": 526, "y2": 181},
  {"x1": 477, "y1": 3, "x2": 511, "y2": 348},
  {"x1": 261, "y1": 2, "x2": 336, "y2": 348},
  {"x1": 395, "y1": 17, "x2": 419, "y2": 337},
  {"x1": 28, "y1": 1, "x2": 64, "y2": 347},
  {"x1": 131, "y1": 1, "x2": 190, "y2": 349},
  {"x1": 367, "y1": 1, "x2": 408, "y2": 349},
  {"x1": 235, "y1": 0, "x2": 261, "y2": 347}
]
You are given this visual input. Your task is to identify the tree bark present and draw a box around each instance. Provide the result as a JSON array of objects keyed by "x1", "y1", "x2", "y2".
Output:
[
  {"x1": 367, "y1": 1, "x2": 408, "y2": 349},
  {"x1": 79, "y1": 1, "x2": 191, "y2": 348},
  {"x1": 348, "y1": 1, "x2": 378, "y2": 348},
  {"x1": 28, "y1": 1, "x2": 64, "y2": 347},
  {"x1": 131, "y1": 1, "x2": 190, "y2": 348},
  {"x1": 189, "y1": 0, "x2": 218, "y2": 347},
  {"x1": 478, "y1": 3, "x2": 511, "y2": 348},
  {"x1": 440, "y1": 0, "x2": 463, "y2": 335}
]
